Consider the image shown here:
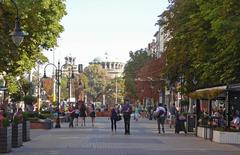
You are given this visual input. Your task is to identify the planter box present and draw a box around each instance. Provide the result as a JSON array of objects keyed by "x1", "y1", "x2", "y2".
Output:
[
  {"x1": 12, "y1": 124, "x2": 23, "y2": 148},
  {"x1": 30, "y1": 119, "x2": 53, "y2": 129},
  {"x1": 23, "y1": 121, "x2": 30, "y2": 142},
  {"x1": 213, "y1": 130, "x2": 240, "y2": 144},
  {"x1": 96, "y1": 111, "x2": 110, "y2": 117},
  {"x1": 0, "y1": 126, "x2": 12, "y2": 153},
  {"x1": 197, "y1": 126, "x2": 212, "y2": 140}
]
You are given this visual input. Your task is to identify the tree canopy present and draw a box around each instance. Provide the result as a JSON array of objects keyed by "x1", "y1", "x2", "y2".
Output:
[
  {"x1": 104, "y1": 76, "x2": 125, "y2": 105},
  {"x1": 84, "y1": 64, "x2": 110, "y2": 102},
  {"x1": 123, "y1": 49, "x2": 153, "y2": 98},
  {"x1": 160, "y1": 0, "x2": 240, "y2": 93},
  {"x1": 0, "y1": 0, "x2": 66, "y2": 97},
  {"x1": 0, "y1": 0, "x2": 66, "y2": 76}
]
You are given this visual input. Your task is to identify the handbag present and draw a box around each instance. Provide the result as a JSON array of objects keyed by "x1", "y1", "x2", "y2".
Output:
[
  {"x1": 116, "y1": 114, "x2": 122, "y2": 121},
  {"x1": 90, "y1": 111, "x2": 96, "y2": 117}
]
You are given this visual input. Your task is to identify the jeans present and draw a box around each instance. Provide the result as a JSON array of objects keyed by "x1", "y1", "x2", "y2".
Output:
[
  {"x1": 123, "y1": 115, "x2": 131, "y2": 134},
  {"x1": 69, "y1": 117, "x2": 74, "y2": 128},
  {"x1": 111, "y1": 118, "x2": 117, "y2": 131},
  {"x1": 157, "y1": 117, "x2": 165, "y2": 133}
]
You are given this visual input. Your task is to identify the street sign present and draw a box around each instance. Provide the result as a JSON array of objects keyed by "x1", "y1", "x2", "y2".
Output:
[
  {"x1": 0, "y1": 86, "x2": 7, "y2": 91},
  {"x1": 187, "y1": 114, "x2": 196, "y2": 132}
]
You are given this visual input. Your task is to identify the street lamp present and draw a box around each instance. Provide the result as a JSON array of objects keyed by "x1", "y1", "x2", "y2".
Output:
[
  {"x1": 43, "y1": 61, "x2": 82, "y2": 128},
  {"x1": 115, "y1": 76, "x2": 118, "y2": 105},
  {"x1": 37, "y1": 60, "x2": 42, "y2": 112},
  {"x1": 66, "y1": 66, "x2": 75, "y2": 105},
  {"x1": 0, "y1": 0, "x2": 27, "y2": 46},
  {"x1": 43, "y1": 61, "x2": 67, "y2": 128}
]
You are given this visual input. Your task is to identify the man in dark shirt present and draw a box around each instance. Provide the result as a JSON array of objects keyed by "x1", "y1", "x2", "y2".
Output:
[{"x1": 122, "y1": 97, "x2": 132, "y2": 135}]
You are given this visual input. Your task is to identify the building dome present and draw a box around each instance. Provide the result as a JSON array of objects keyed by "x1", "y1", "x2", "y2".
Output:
[
  {"x1": 92, "y1": 57, "x2": 103, "y2": 63},
  {"x1": 90, "y1": 52, "x2": 125, "y2": 78},
  {"x1": 92, "y1": 53, "x2": 120, "y2": 63}
]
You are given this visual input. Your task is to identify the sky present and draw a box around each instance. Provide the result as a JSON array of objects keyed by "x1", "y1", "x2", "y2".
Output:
[{"x1": 43, "y1": 0, "x2": 169, "y2": 68}]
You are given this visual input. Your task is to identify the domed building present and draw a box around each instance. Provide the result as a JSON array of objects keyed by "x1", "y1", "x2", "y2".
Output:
[{"x1": 89, "y1": 53, "x2": 125, "y2": 78}]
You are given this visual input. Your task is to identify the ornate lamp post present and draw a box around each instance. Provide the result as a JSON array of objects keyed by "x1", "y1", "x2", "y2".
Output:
[
  {"x1": 43, "y1": 61, "x2": 82, "y2": 128},
  {"x1": 43, "y1": 62, "x2": 63, "y2": 128},
  {"x1": 0, "y1": 0, "x2": 27, "y2": 46},
  {"x1": 66, "y1": 66, "x2": 75, "y2": 105}
]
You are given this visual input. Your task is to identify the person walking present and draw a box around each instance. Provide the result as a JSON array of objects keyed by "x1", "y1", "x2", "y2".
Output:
[
  {"x1": 175, "y1": 110, "x2": 187, "y2": 134},
  {"x1": 79, "y1": 102, "x2": 87, "y2": 127},
  {"x1": 155, "y1": 103, "x2": 166, "y2": 134},
  {"x1": 89, "y1": 103, "x2": 96, "y2": 127},
  {"x1": 134, "y1": 105, "x2": 140, "y2": 121},
  {"x1": 110, "y1": 106, "x2": 118, "y2": 133},
  {"x1": 122, "y1": 97, "x2": 132, "y2": 135},
  {"x1": 164, "y1": 104, "x2": 168, "y2": 121},
  {"x1": 74, "y1": 106, "x2": 80, "y2": 127},
  {"x1": 68, "y1": 105, "x2": 75, "y2": 128},
  {"x1": 169, "y1": 103, "x2": 177, "y2": 128}
]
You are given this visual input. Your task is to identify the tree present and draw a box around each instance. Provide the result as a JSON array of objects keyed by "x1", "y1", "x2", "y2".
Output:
[
  {"x1": 73, "y1": 73, "x2": 88, "y2": 102},
  {"x1": 7, "y1": 76, "x2": 35, "y2": 110},
  {"x1": 84, "y1": 64, "x2": 110, "y2": 102},
  {"x1": 105, "y1": 77, "x2": 125, "y2": 105},
  {"x1": 42, "y1": 78, "x2": 54, "y2": 102},
  {"x1": 160, "y1": 0, "x2": 240, "y2": 93},
  {"x1": 60, "y1": 76, "x2": 68, "y2": 101},
  {"x1": 0, "y1": 0, "x2": 66, "y2": 105},
  {"x1": 0, "y1": 0, "x2": 66, "y2": 90},
  {"x1": 123, "y1": 49, "x2": 153, "y2": 98}
]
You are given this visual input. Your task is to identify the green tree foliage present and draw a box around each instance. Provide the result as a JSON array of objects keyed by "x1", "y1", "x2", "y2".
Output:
[
  {"x1": 105, "y1": 77, "x2": 125, "y2": 105},
  {"x1": 160, "y1": 0, "x2": 240, "y2": 93},
  {"x1": 84, "y1": 64, "x2": 110, "y2": 102},
  {"x1": 0, "y1": 0, "x2": 66, "y2": 76},
  {"x1": 60, "y1": 75, "x2": 68, "y2": 100},
  {"x1": 9, "y1": 76, "x2": 34, "y2": 103},
  {"x1": 123, "y1": 49, "x2": 153, "y2": 98}
]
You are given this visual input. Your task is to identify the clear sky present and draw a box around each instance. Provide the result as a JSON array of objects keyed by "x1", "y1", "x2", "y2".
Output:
[{"x1": 43, "y1": 0, "x2": 169, "y2": 68}]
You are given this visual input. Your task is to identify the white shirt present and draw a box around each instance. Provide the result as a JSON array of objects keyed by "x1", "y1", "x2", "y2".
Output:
[{"x1": 156, "y1": 106, "x2": 166, "y2": 117}]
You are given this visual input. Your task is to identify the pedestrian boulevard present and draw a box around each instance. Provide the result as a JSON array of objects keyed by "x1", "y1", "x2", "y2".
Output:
[{"x1": 7, "y1": 117, "x2": 240, "y2": 155}]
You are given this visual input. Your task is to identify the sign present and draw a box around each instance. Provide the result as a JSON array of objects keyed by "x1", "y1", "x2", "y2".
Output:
[
  {"x1": 0, "y1": 86, "x2": 7, "y2": 91},
  {"x1": 187, "y1": 114, "x2": 196, "y2": 132}
]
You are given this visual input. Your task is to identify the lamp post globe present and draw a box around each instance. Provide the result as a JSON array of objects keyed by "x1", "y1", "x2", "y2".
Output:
[
  {"x1": 0, "y1": 0, "x2": 28, "y2": 46},
  {"x1": 10, "y1": 17, "x2": 27, "y2": 47}
]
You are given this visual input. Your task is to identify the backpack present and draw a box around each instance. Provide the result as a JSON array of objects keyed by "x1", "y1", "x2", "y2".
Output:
[
  {"x1": 158, "y1": 109, "x2": 165, "y2": 116},
  {"x1": 154, "y1": 108, "x2": 165, "y2": 118}
]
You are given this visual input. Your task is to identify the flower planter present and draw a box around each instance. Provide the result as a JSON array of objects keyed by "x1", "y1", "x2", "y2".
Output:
[
  {"x1": 213, "y1": 130, "x2": 240, "y2": 144},
  {"x1": 12, "y1": 124, "x2": 23, "y2": 147},
  {"x1": 23, "y1": 121, "x2": 30, "y2": 142},
  {"x1": 197, "y1": 126, "x2": 212, "y2": 140},
  {"x1": 0, "y1": 126, "x2": 12, "y2": 153},
  {"x1": 30, "y1": 119, "x2": 53, "y2": 129},
  {"x1": 96, "y1": 111, "x2": 110, "y2": 117}
]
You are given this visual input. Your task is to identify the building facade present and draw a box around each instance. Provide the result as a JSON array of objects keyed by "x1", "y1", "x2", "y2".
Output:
[
  {"x1": 62, "y1": 56, "x2": 78, "y2": 75},
  {"x1": 148, "y1": 15, "x2": 169, "y2": 59},
  {"x1": 138, "y1": 15, "x2": 174, "y2": 108}
]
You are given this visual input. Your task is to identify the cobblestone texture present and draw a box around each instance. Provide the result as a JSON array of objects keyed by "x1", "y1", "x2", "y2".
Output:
[{"x1": 6, "y1": 117, "x2": 240, "y2": 155}]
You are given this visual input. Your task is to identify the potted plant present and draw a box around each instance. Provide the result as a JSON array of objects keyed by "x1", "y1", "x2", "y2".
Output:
[
  {"x1": 213, "y1": 127, "x2": 240, "y2": 144},
  {"x1": 0, "y1": 117, "x2": 12, "y2": 153},
  {"x1": 12, "y1": 111, "x2": 23, "y2": 147},
  {"x1": 22, "y1": 112, "x2": 31, "y2": 142}
]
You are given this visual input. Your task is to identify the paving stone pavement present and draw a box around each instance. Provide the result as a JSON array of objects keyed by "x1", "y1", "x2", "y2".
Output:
[{"x1": 4, "y1": 117, "x2": 240, "y2": 155}]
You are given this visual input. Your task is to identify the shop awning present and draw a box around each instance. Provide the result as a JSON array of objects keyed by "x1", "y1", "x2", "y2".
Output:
[
  {"x1": 189, "y1": 85, "x2": 226, "y2": 100},
  {"x1": 227, "y1": 83, "x2": 240, "y2": 91}
]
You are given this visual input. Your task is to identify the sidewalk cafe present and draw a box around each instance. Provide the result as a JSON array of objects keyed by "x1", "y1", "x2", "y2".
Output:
[{"x1": 189, "y1": 83, "x2": 240, "y2": 144}]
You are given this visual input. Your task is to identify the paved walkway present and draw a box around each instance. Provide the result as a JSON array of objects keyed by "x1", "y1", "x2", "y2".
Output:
[{"x1": 6, "y1": 117, "x2": 240, "y2": 155}]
